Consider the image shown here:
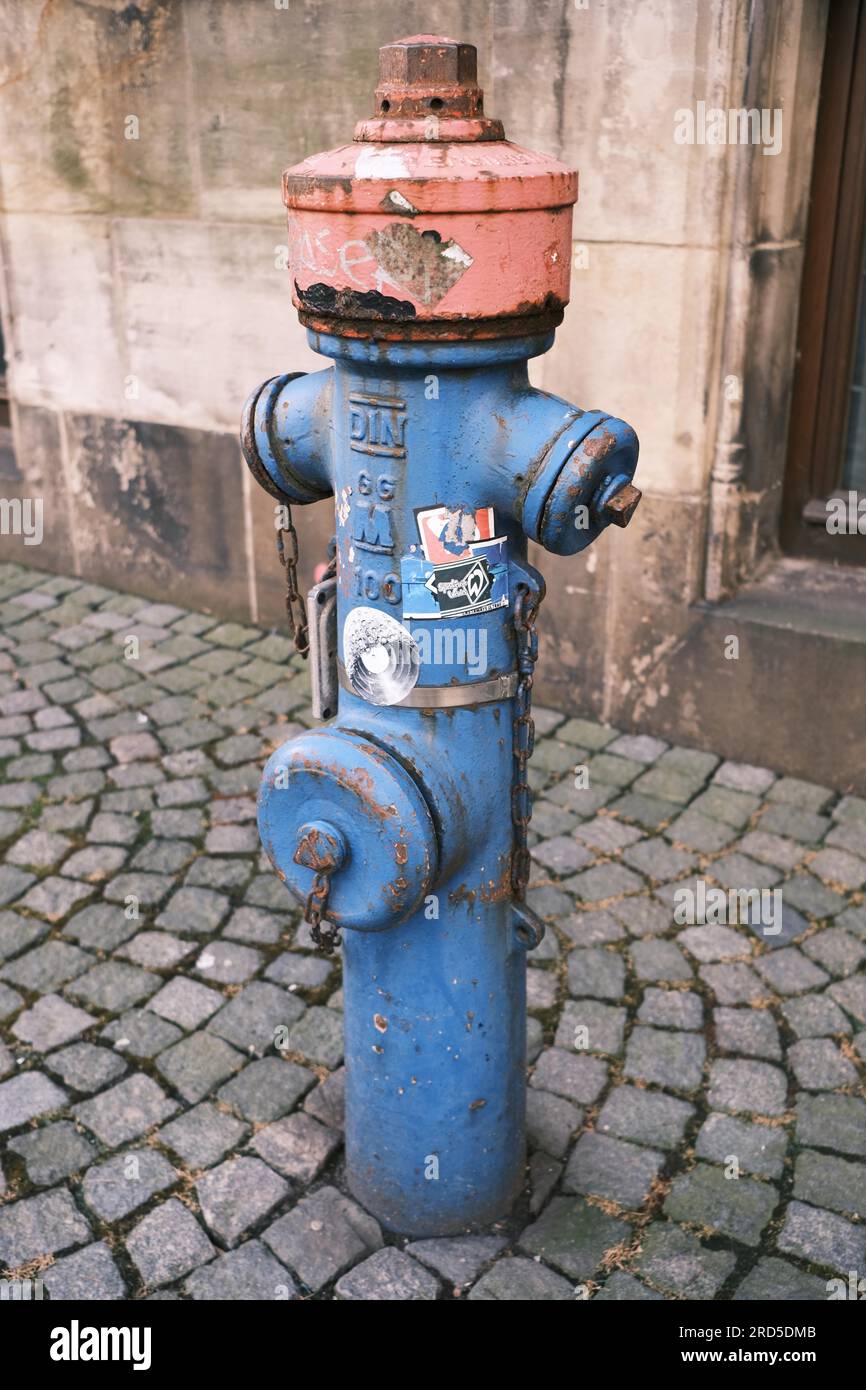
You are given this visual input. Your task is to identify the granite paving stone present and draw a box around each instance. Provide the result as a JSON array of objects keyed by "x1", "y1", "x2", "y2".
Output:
[
  {"x1": 157, "y1": 1101, "x2": 248, "y2": 1169},
  {"x1": 152, "y1": 889, "x2": 231, "y2": 940},
  {"x1": 67, "y1": 961, "x2": 161, "y2": 1012},
  {"x1": 595, "y1": 1271, "x2": 665, "y2": 1301},
  {"x1": 634, "y1": 1223, "x2": 736, "y2": 1298},
  {"x1": 519, "y1": 1196, "x2": 627, "y2": 1281},
  {"x1": 282, "y1": 1001, "x2": 343, "y2": 1067},
  {"x1": 664, "y1": 1162, "x2": 777, "y2": 1245},
  {"x1": 706, "y1": 1059, "x2": 788, "y2": 1116},
  {"x1": 713, "y1": 1006, "x2": 782, "y2": 1060},
  {"x1": 732, "y1": 1257, "x2": 828, "y2": 1302},
  {"x1": 787, "y1": 1038, "x2": 858, "y2": 1089},
  {"x1": 17, "y1": 878, "x2": 96, "y2": 922},
  {"x1": 193, "y1": 941, "x2": 264, "y2": 985},
  {"x1": 828, "y1": 974, "x2": 866, "y2": 1023},
  {"x1": 795, "y1": 1095, "x2": 866, "y2": 1157},
  {"x1": 0, "y1": 1071, "x2": 68, "y2": 1133},
  {"x1": 554, "y1": 999, "x2": 627, "y2": 1055},
  {"x1": 82, "y1": 1149, "x2": 178, "y2": 1221},
  {"x1": 184, "y1": 1239, "x2": 296, "y2": 1300},
  {"x1": 755, "y1": 949, "x2": 830, "y2": 996},
  {"x1": 72, "y1": 1073, "x2": 177, "y2": 1146},
  {"x1": 45, "y1": 1041, "x2": 127, "y2": 1093},
  {"x1": 0, "y1": 564, "x2": 863, "y2": 1304},
  {"x1": 566, "y1": 947, "x2": 626, "y2": 999},
  {"x1": 251, "y1": 1111, "x2": 340, "y2": 1184},
  {"x1": 468, "y1": 1256, "x2": 574, "y2": 1300},
  {"x1": 262, "y1": 1186, "x2": 383, "y2": 1293},
  {"x1": 406, "y1": 1235, "x2": 506, "y2": 1287},
  {"x1": 0, "y1": 1188, "x2": 91, "y2": 1268},
  {"x1": 530, "y1": 1047, "x2": 608, "y2": 1103},
  {"x1": 699, "y1": 962, "x2": 767, "y2": 1004},
  {"x1": 596, "y1": 1085, "x2": 694, "y2": 1150},
  {"x1": 217, "y1": 1056, "x2": 314, "y2": 1123},
  {"x1": 781, "y1": 992, "x2": 853, "y2": 1038},
  {"x1": 41, "y1": 1241, "x2": 127, "y2": 1300},
  {"x1": 637, "y1": 988, "x2": 704, "y2": 1030},
  {"x1": 526, "y1": 1089, "x2": 584, "y2": 1158},
  {"x1": 0, "y1": 980, "x2": 24, "y2": 1019},
  {"x1": 125, "y1": 1198, "x2": 216, "y2": 1288},
  {"x1": 802, "y1": 927, "x2": 866, "y2": 977},
  {"x1": 101, "y1": 1008, "x2": 183, "y2": 1059},
  {"x1": 694, "y1": 1111, "x2": 788, "y2": 1179},
  {"x1": 210, "y1": 981, "x2": 305, "y2": 1057},
  {"x1": 631, "y1": 939, "x2": 693, "y2": 983},
  {"x1": 776, "y1": 1200, "x2": 866, "y2": 1275},
  {"x1": 335, "y1": 1247, "x2": 440, "y2": 1300},
  {"x1": 12, "y1": 993, "x2": 96, "y2": 1050},
  {"x1": 156, "y1": 1031, "x2": 245, "y2": 1104},
  {"x1": 792, "y1": 1150, "x2": 866, "y2": 1218},
  {"x1": 564, "y1": 1131, "x2": 664, "y2": 1207},
  {"x1": 196, "y1": 1156, "x2": 289, "y2": 1247},
  {"x1": 147, "y1": 977, "x2": 224, "y2": 1030},
  {"x1": 624, "y1": 1027, "x2": 706, "y2": 1091},
  {"x1": 9, "y1": 1121, "x2": 96, "y2": 1185}
]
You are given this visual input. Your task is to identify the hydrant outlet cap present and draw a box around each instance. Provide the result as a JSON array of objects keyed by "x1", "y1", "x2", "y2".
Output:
[{"x1": 259, "y1": 727, "x2": 438, "y2": 932}]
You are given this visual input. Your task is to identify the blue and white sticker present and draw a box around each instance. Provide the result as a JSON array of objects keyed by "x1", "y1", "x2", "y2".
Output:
[{"x1": 401, "y1": 537, "x2": 509, "y2": 620}]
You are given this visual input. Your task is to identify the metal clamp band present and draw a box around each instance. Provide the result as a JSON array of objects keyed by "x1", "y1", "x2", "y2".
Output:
[{"x1": 338, "y1": 663, "x2": 518, "y2": 709}]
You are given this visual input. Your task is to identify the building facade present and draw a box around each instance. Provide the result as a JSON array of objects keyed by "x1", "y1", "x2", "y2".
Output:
[{"x1": 0, "y1": 0, "x2": 863, "y2": 787}]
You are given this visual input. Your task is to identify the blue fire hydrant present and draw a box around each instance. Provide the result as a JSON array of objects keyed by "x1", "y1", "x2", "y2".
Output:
[{"x1": 242, "y1": 35, "x2": 640, "y2": 1237}]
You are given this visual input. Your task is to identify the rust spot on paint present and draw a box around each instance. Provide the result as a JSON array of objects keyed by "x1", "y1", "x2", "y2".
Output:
[
  {"x1": 284, "y1": 172, "x2": 354, "y2": 201},
  {"x1": 374, "y1": 1013, "x2": 388, "y2": 1033},
  {"x1": 293, "y1": 826, "x2": 340, "y2": 872},
  {"x1": 395, "y1": 841, "x2": 408, "y2": 865},
  {"x1": 449, "y1": 883, "x2": 477, "y2": 909},
  {"x1": 582, "y1": 428, "x2": 617, "y2": 461},
  {"x1": 479, "y1": 858, "x2": 512, "y2": 904},
  {"x1": 469, "y1": 1098, "x2": 487, "y2": 1111}
]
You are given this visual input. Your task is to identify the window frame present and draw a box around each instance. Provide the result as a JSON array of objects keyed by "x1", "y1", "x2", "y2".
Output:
[{"x1": 781, "y1": 0, "x2": 866, "y2": 561}]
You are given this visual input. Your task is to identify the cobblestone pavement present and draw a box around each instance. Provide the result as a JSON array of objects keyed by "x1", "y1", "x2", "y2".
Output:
[{"x1": 0, "y1": 561, "x2": 864, "y2": 1301}]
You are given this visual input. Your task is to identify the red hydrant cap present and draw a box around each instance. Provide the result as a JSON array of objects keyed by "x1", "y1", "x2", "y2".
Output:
[{"x1": 282, "y1": 37, "x2": 578, "y2": 340}]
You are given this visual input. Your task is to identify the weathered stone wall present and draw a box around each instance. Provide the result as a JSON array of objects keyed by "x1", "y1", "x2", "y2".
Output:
[{"x1": 3, "y1": 0, "x2": 857, "y2": 785}]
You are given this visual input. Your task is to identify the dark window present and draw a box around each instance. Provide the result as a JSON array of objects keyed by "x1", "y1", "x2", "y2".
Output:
[{"x1": 782, "y1": 0, "x2": 866, "y2": 559}]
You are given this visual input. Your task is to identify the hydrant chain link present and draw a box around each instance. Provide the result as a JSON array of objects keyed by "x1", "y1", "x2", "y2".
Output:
[
  {"x1": 511, "y1": 582, "x2": 542, "y2": 903},
  {"x1": 303, "y1": 868, "x2": 340, "y2": 955},
  {"x1": 275, "y1": 515, "x2": 309, "y2": 658}
]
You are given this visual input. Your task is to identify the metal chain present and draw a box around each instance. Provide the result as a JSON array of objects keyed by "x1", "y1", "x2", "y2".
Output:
[
  {"x1": 276, "y1": 509, "x2": 341, "y2": 952},
  {"x1": 511, "y1": 584, "x2": 543, "y2": 901},
  {"x1": 276, "y1": 512, "x2": 338, "y2": 660},
  {"x1": 303, "y1": 868, "x2": 341, "y2": 955},
  {"x1": 276, "y1": 507, "x2": 309, "y2": 658}
]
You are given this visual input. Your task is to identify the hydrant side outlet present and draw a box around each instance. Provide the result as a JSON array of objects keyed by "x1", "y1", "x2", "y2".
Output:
[{"x1": 241, "y1": 35, "x2": 641, "y2": 1237}]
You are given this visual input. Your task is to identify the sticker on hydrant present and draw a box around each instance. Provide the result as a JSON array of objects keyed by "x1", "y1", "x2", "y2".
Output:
[
  {"x1": 414, "y1": 504, "x2": 496, "y2": 562},
  {"x1": 343, "y1": 606, "x2": 421, "y2": 704},
  {"x1": 401, "y1": 537, "x2": 509, "y2": 620}
]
